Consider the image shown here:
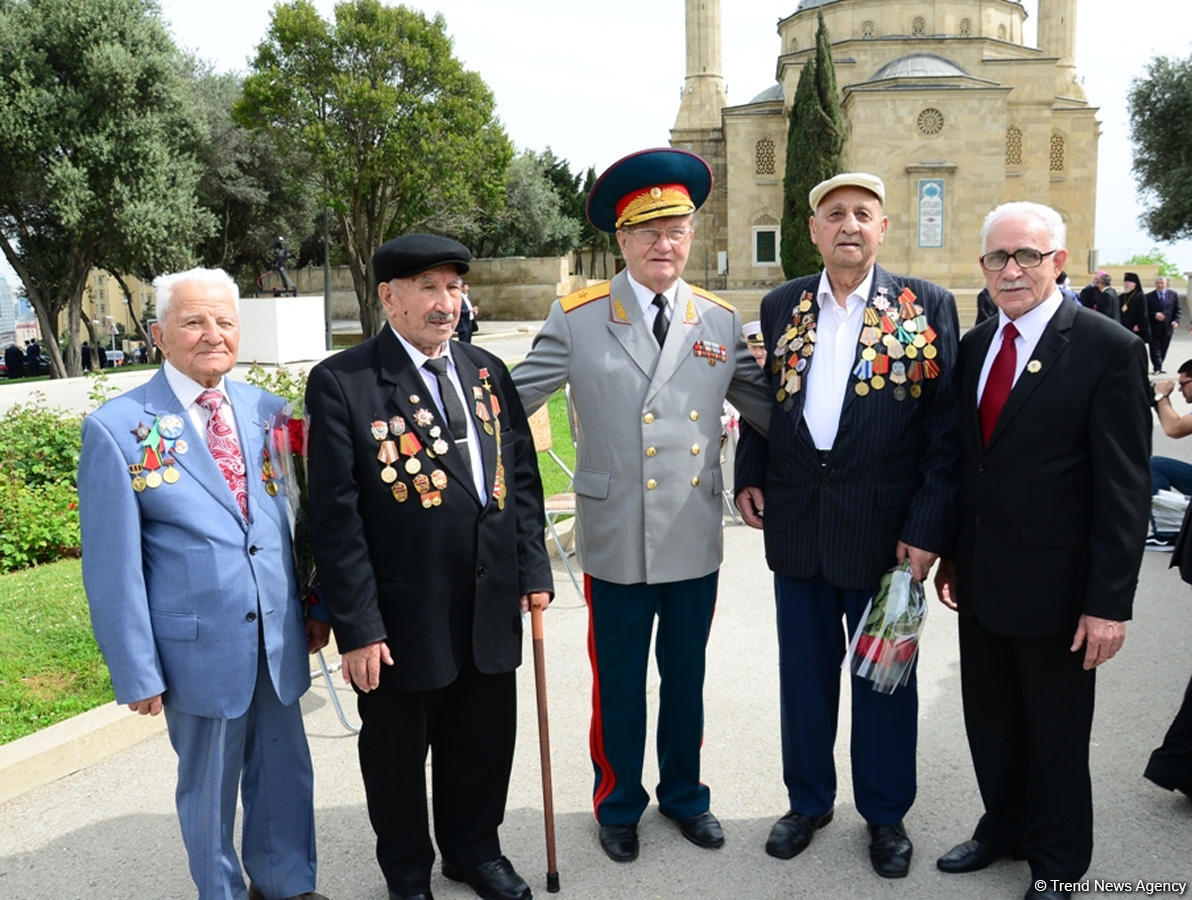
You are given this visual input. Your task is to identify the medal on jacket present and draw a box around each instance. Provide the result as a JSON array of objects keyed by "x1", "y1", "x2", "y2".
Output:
[{"x1": 377, "y1": 439, "x2": 399, "y2": 483}]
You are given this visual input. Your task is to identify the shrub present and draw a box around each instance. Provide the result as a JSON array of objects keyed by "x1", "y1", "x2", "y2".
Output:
[
  {"x1": 0, "y1": 477, "x2": 80, "y2": 570},
  {"x1": 0, "y1": 397, "x2": 84, "y2": 571}
]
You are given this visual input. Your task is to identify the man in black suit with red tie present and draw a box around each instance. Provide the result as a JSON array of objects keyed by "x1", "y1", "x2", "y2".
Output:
[
  {"x1": 305, "y1": 234, "x2": 553, "y2": 900},
  {"x1": 935, "y1": 202, "x2": 1151, "y2": 900},
  {"x1": 734, "y1": 172, "x2": 960, "y2": 880}
]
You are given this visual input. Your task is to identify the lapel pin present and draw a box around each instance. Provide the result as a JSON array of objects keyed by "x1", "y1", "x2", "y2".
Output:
[{"x1": 1027, "y1": 359, "x2": 1042, "y2": 374}]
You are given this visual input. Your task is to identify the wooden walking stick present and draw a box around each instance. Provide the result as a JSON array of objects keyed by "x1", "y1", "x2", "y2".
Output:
[{"x1": 531, "y1": 602, "x2": 560, "y2": 892}]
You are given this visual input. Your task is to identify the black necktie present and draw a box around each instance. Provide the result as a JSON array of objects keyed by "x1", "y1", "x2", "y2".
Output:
[
  {"x1": 652, "y1": 293, "x2": 670, "y2": 346},
  {"x1": 422, "y1": 357, "x2": 473, "y2": 476}
]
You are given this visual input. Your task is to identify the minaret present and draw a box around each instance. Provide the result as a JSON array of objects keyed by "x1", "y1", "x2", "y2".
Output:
[
  {"x1": 671, "y1": 0, "x2": 728, "y2": 290},
  {"x1": 1036, "y1": 0, "x2": 1085, "y2": 100},
  {"x1": 673, "y1": 0, "x2": 726, "y2": 132}
]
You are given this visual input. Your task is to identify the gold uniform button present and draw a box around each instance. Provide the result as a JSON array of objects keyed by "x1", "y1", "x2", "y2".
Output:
[
  {"x1": 646, "y1": 478, "x2": 658, "y2": 490},
  {"x1": 646, "y1": 446, "x2": 657, "y2": 458},
  {"x1": 688, "y1": 410, "x2": 699, "y2": 421},
  {"x1": 690, "y1": 444, "x2": 701, "y2": 455},
  {"x1": 643, "y1": 412, "x2": 655, "y2": 425},
  {"x1": 691, "y1": 476, "x2": 700, "y2": 487}
]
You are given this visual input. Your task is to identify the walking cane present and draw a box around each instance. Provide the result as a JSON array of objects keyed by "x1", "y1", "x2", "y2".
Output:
[{"x1": 531, "y1": 603, "x2": 560, "y2": 892}]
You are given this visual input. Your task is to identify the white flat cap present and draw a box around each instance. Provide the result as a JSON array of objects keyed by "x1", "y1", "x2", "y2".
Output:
[{"x1": 809, "y1": 172, "x2": 886, "y2": 212}]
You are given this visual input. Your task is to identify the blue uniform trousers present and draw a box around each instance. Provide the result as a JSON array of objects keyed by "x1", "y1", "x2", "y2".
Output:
[
  {"x1": 585, "y1": 571, "x2": 718, "y2": 824},
  {"x1": 164, "y1": 653, "x2": 316, "y2": 900},
  {"x1": 775, "y1": 572, "x2": 917, "y2": 825}
]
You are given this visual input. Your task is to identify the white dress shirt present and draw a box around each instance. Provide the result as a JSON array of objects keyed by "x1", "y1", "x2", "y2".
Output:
[
  {"x1": 626, "y1": 271, "x2": 676, "y2": 336},
  {"x1": 803, "y1": 267, "x2": 875, "y2": 450},
  {"x1": 162, "y1": 361, "x2": 240, "y2": 439},
  {"x1": 390, "y1": 327, "x2": 487, "y2": 501},
  {"x1": 976, "y1": 291, "x2": 1063, "y2": 403}
]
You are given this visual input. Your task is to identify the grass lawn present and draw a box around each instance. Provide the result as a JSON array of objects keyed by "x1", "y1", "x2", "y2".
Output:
[
  {"x1": 0, "y1": 558, "x2": 112, "y2": 744},
  {"x1": 536, "y1": 390, "x2": 576, "y2": 498}
]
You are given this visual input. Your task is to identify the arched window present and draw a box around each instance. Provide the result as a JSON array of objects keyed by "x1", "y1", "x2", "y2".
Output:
[
  {"x1": 755, "y1": 138, "x2": 775, "y2": 175},
  {"x1": 753, "y1": 214, "x2": 780, "y2": 266},
  {"x1": 912, "y1": 16, "x2": 926, "y2": 37},
  {"x1": 1005, "y1": 126, "x2": 1023, "y2": 167},
  {"x1": 1050, "y1": 133, "x2": 1065, "y2": 172}
]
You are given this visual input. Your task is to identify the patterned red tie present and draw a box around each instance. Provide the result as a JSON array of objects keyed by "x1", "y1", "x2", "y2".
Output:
[
  {"x1": 197, "y1": 389, "x2": 248, "y2": 518},
  {"x1": 979, "y1": 322, "x2": 1019, "y2": 447}
]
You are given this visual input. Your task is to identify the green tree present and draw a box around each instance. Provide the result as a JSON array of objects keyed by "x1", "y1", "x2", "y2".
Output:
[
  {"x1": 1118, "y1": 248, "x2": 1182, "y2": 279},
  {"x1": 235, "y1": 0, "x2": 513, "y2": 337},
  {"x1": 0, "y1": 0, "x2": 214, "y2": 377},
  {"x1": 457, "y1": 149, "x2": 582, "y2": 258},
  {"x1": 781, "y1": 10, "x2": 845, "y2": 278},
  {"x1": 1128, "y1": 55, "x2": 1192, "y2": 241},
  {"x1": 188, "y1": 66, "x2": 318, "y2": 289}
]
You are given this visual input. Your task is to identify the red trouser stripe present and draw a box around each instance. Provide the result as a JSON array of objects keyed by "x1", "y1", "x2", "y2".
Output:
[{"x1": 584, "y1": 572, "x2": 617, "y2": 817}]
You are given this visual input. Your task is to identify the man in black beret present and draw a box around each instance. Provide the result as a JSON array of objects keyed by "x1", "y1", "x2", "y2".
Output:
[{"x1": 305, "y1": 233, "x2": 554, "y2": 900}]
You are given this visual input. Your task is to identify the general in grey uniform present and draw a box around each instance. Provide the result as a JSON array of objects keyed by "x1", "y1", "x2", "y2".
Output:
[{"x1": 513, "y1": 147, "x2": 769, "y2": 864}]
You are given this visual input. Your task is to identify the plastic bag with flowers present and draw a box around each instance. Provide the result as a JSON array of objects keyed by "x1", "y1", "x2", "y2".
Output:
[
  {"x1": 267, "y1": 401, "x2": 318, "y2": 610},
  {"x1": 844, "y1": 561, "x2": 926, "y2": 694}
]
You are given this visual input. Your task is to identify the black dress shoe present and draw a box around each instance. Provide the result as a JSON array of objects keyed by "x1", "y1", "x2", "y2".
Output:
[
  {"x1": 765, "y1": 808, "x2": 833, "y2": 859},
  {"x1": 868, "y1": 822, "x2": 913, "y2": 878},
  {"x1": 442, "y1": 856, "x2": 530, "y2": 900},
  {"x1": 389, "y1": 892, "x2": 433, "y2": 900},
  {"x1": 937, "y1": 838, "x2": 1010, "y2": 873},
  {"x1": 250, "y1": 886, "x2": 330, "y2": 900},
  {"x1": 599, "y1": 823, "x2": 639, "y2": 862},
  {"x1": 669, "y1": 810, "x2": 725, "y2": 849}
]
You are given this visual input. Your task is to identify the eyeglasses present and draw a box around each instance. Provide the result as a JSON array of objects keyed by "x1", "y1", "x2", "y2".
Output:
[
  {"x1": 624, "y1": 227, "x2": 694, "y2": 246},
  {"x1": 1179, "y1": 379, "x2": 1192, "y2": 389},
  {"x1": 979, "y1": 248, "x2": 1057, "y2": 271}
]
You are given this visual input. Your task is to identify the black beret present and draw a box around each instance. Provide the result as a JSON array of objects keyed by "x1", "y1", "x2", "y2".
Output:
[{"x1": 372, "y1": 233, "x2": 471, "y2": 283}]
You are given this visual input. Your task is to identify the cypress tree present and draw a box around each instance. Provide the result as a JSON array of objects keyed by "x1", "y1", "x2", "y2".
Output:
[{"x1": 781, "y1": 11, "x2": 846, "y2": 278}]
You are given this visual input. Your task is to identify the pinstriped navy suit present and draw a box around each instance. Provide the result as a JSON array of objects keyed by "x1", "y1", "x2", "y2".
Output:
[{"x1": 736, "y1": 264, "x2": 959, "y2": 825}]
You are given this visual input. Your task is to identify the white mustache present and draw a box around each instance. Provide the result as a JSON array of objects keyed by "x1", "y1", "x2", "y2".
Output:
[
  {"x1": 427, "y1": 313, "x2": 454, "y2": 324},
  {"x1": 999, "y1": 280, "x2": 1030, "y2": 290}
]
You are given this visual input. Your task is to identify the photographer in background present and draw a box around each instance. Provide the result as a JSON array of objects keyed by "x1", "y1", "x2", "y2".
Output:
[{"x1": 1146, "y1": 360, "x2": 1192, "y2": 549}]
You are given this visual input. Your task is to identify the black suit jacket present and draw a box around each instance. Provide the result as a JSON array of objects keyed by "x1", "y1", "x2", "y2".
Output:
[
  {"x1": 953, "y1": 301, "x2": 1150, "y2": 638},
  {"x1": 1146, "y1": 288, "x2": 1181, "y2": 334},
  {"x1": 305, "y1": 327, "x2": 552, "y2": 692},
  {"x1": 735, "y1": 264, "x2": 960, "y2": 590}
]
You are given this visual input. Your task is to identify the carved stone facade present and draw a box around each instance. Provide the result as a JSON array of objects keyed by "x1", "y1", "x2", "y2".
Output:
[{"x1": 673, "y1": 0, "x2": 1097, "y2": 293}]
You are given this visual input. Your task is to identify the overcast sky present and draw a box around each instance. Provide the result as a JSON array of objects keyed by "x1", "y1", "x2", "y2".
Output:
[{"x1": 5, "y1": 1, "x2": 1190, "y2": 291}]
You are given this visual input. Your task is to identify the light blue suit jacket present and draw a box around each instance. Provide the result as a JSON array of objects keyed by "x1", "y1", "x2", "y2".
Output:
[{"x1": 79, "y1": 369, "x2": 310, "y2": 718}]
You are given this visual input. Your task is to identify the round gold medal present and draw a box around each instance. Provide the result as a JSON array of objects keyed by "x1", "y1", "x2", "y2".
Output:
[
  {"x1": 132, "y1": 476, "x2": 147, "y2": 493},
  {"x1": 162, "y1": 466, "x2": 181, "y2": 484},
  {"x1": 854, "y1": 382, "x2": 870, "y2": 396},
  {"x1": 861, "y1": 347, "x2": 877, "y2": 361},
  {"x1": 871, "y1": 375, "x2": 886, "y2": 390},
  {"x1": 404, "y1": 457, "x2": 421, "y2": 475},
  {"x1": 910, "y1": 384, "x2": 922, "y2": 398},
  {"x1": 265, "y1": 480, "x2": 279, "y2": 495},
  {"x1": 381, "y1": 465, "x2": 397, "y2": 484},
  {"x1": 905, "y1": 345, "x2": 919, "y2": 359},
  {"x1": 923, "y1": 345, "x2": 937, "y2": 359},
  {"x1": 145, "y1": 471, "x2": 163, "y2": 489}
]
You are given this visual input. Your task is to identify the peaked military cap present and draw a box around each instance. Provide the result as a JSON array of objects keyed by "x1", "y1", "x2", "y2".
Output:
[{"x1": 586, "y1": 148, "x2": 713, "y2": 233}]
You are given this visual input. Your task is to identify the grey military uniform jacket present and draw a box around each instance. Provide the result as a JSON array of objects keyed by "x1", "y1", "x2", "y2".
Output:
[{"x1": 513, "y1": 269, "x2": 769, "y2": 585}]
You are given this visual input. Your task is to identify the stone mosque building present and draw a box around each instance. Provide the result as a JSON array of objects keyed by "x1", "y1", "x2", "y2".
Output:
[{"x1": 670, "y1": 0, "x2": 1098, "y2": 295}]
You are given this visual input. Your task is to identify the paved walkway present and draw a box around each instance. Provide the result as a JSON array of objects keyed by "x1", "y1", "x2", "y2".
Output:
[{"x1": 0, "y1": 323, "x2": 1190, "y2": 898}]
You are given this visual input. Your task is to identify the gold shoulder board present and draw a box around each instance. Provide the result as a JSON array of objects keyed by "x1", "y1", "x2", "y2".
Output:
[{"x1": 560, "y1": 281, "x2": 611, "y2": 313}]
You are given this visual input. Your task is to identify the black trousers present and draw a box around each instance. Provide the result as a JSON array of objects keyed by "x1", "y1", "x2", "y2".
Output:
[
  {"x1": 1145, "y1": 669, "x2": 1192, "y2": 793},
  {"x1": 357, "y1": 660, "x2": 516, "y2": 894},
  {"x1": 1150, "y1": 328, "x2": 1173, "y2": 372},
  {"x1": 958, "y1": 616, "x2": 1096, "y2": 882}
]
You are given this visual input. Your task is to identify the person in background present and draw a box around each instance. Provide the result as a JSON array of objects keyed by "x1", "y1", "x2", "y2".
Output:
[
  {"x1": 1119, "y1": 272, "x2": 1151, "y2": 343},
  {"x1": 1147, "y1": 276, "x2": 1180, "y2": 374}
]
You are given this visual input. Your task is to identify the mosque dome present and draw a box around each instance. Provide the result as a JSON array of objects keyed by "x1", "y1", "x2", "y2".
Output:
[
  {"x1": 748, "y1": 83, "x2": 784, "y2": 104},
  {"x1": 869, "y1": 53, "x2": 969, "y2": 80}
]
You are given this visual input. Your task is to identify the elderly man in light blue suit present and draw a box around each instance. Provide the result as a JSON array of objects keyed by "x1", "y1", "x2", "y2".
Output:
[{"x1": 78, "y1": 267, "x2": 329, "y2": 900}]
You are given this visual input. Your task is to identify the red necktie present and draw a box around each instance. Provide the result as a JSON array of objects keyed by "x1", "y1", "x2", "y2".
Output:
[
  {"x1": 197, "y1": 389, "x2": 248, "y2": 518},
  {"x1": 979, "y1": 322, "x2": 1019, "y2": 447}
]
